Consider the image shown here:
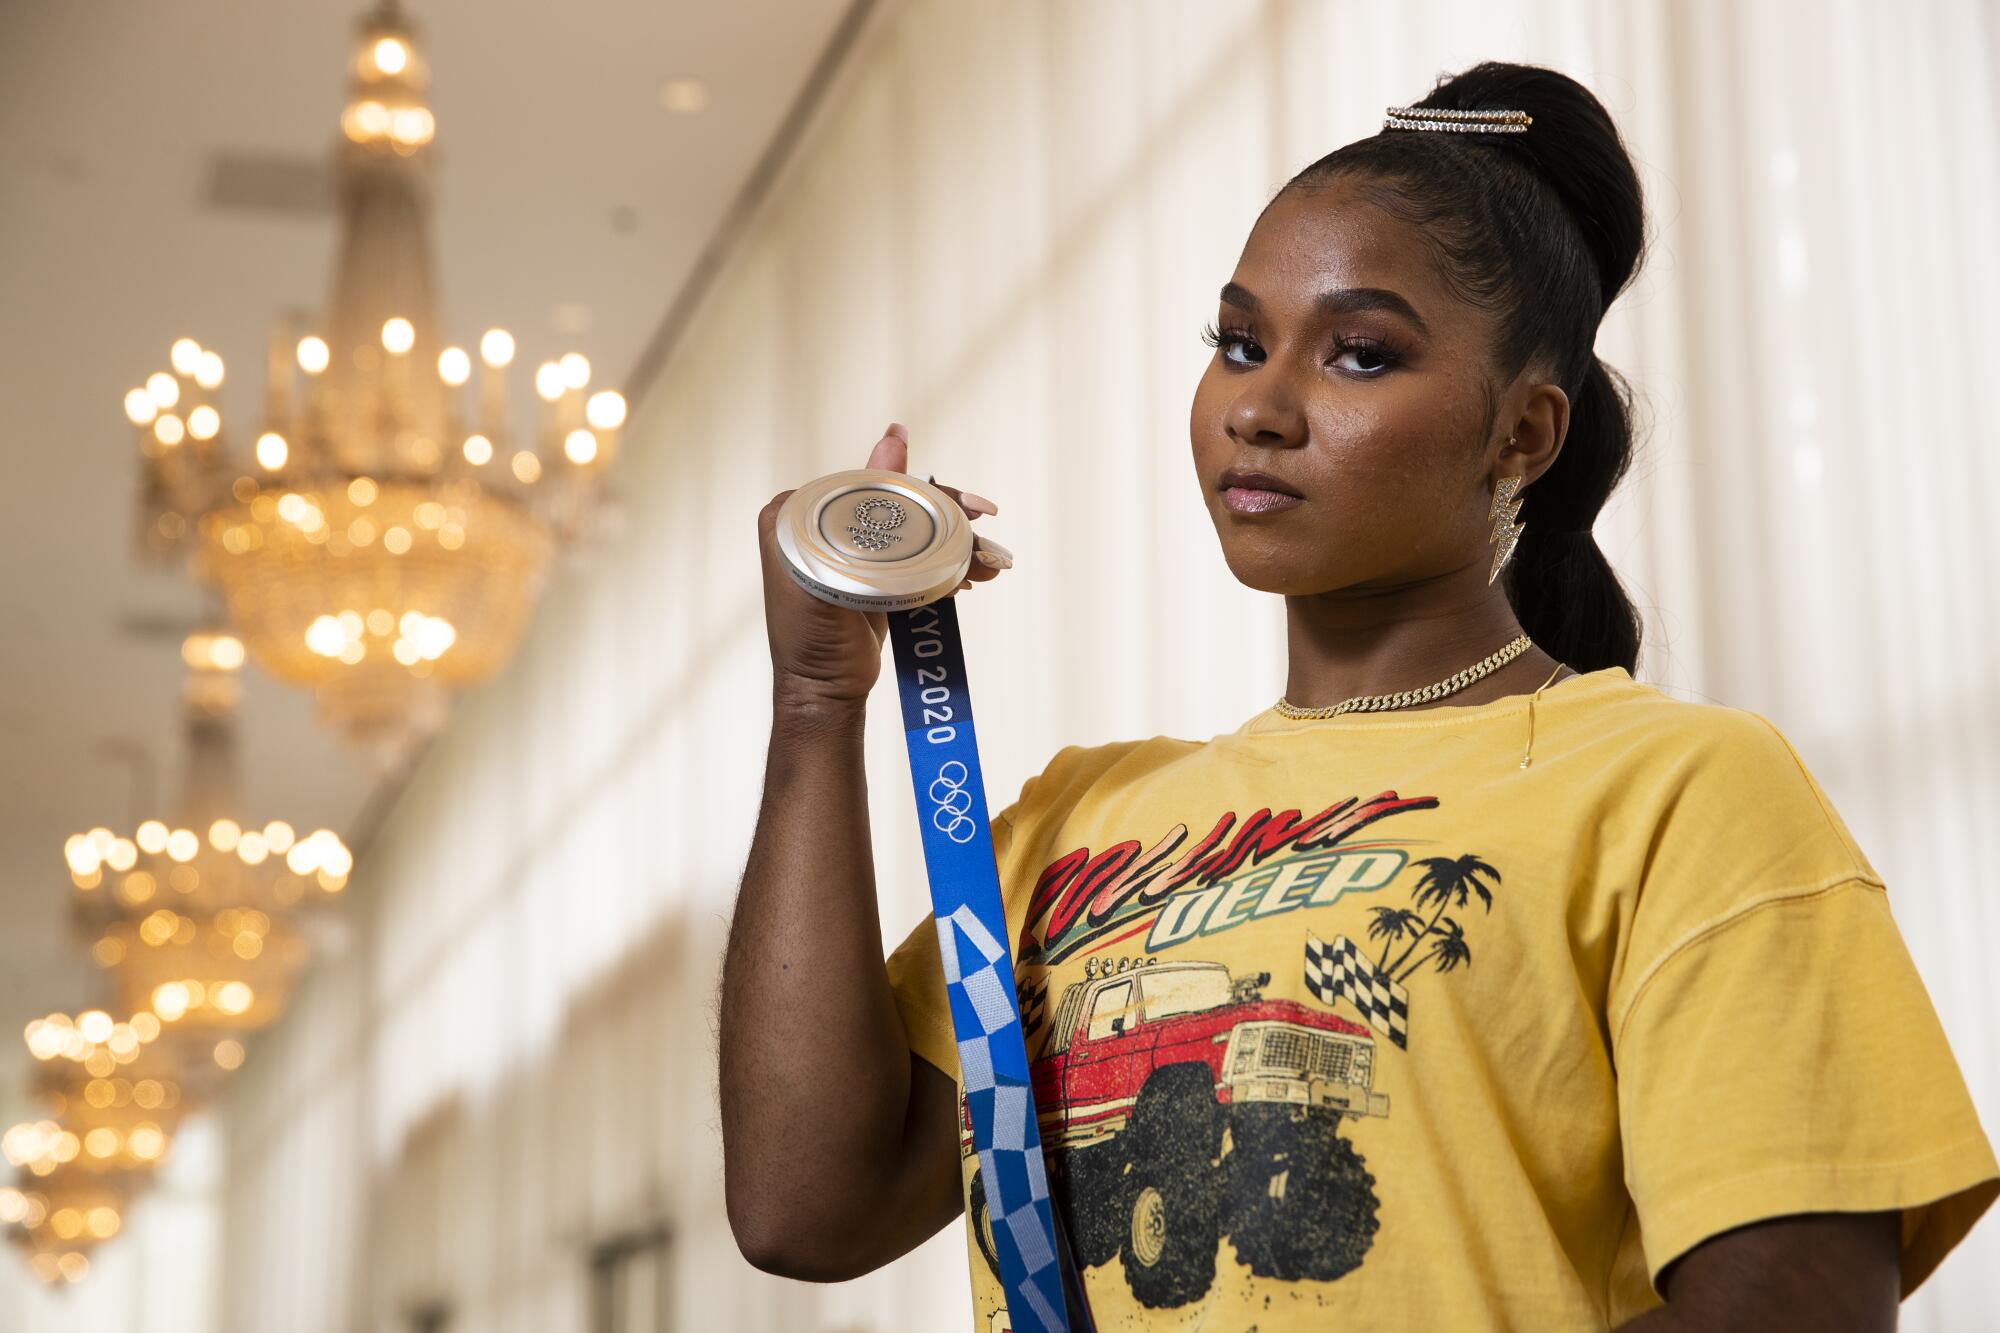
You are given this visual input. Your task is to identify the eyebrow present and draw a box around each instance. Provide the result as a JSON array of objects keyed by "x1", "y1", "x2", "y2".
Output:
[{"x1": 1219, "y1": 281, "x2": 1432, "y2": 340}]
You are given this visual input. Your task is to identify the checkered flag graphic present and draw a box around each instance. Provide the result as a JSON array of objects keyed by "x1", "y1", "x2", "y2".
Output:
[
  {"x1": 1017, "y1": 976, "x2": 1048, "y2": 1040},
  {"x1": 1305, "y1": 930, "x2": 1410, "y2": 1049},
  {"x1": 936, "y1": 906, "x2": 1066, "y2": 1332}
]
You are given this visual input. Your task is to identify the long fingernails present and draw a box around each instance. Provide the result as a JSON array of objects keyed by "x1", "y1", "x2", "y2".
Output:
[
  {"x1": 959, "y1": 490, "x2": 999, "y2": 516},
  {"x1": 973, "y1": 536, "x2": 1013, "y2": 569},
  {"x1": 886, "y1": 422, "x2": 909, "y2": 442}
]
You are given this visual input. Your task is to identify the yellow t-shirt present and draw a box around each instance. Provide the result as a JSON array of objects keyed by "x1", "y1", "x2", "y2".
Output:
[{"x1": 884, "y1": 664, "x2": 1999, "y2": 1331}]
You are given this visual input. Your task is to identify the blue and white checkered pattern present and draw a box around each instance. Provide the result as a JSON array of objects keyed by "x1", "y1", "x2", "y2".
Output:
[
  {"x1": 1305, "y1": 930, "x2": 1410, "y2": 1049},
  {"x1": 890, "y1": 595, "x2": 1071, "y2": 1333},
  {"x1": 939, "y1": 906, "x2": 1063, "y2": 1330}
]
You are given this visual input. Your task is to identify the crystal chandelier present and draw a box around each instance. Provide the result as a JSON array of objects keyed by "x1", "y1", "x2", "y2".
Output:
[
  {"x1": 2, "y1": 1007, "x2": 186, "y2": 1287},
  {"x1": 121, "y1": 0, "x2": 626, "y2": 770},
  {"x1": 1, "y1": 1166, "x2": 137, "y2": 1286},
  {"x1": 7, "y1": 1029, "x2": 184, "y2": 1178},
  {"x1": 63, "y1": 633, "x2": 338, "y2": 1065}
]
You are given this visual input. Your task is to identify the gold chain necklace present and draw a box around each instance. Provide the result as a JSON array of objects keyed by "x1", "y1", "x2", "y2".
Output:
[{"x1": 1274, "y1": 632, "x2": 1537, "y2": 719}]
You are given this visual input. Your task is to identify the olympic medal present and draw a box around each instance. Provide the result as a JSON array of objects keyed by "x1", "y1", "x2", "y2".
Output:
[{"x1": 773, "y1": 468, "x2": 974, "y2": 610}]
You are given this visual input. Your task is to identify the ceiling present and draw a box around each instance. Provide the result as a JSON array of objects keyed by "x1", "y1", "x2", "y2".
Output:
[{"x1": 0, "y1": 0, "x2": 855, "y2": 1093}]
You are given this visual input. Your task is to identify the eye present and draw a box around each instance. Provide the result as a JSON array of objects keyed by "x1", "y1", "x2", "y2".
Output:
[
  {"x1": 1200, "y1": 320, "x2": 1261, "y2": 367},
  {"x1": 1329, "y1": 335, "x2": 1403, "y2": 378},
  {"x1": 1202, "y1": 321, "x2": 1405, "y2": 378}
]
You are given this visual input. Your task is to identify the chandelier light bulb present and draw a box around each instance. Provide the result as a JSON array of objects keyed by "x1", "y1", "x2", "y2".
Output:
[
  {"x1": 255, "y1": 431, "x2": 289, "y2": 470},
  {"x1": 195, "y1": 350, "x2": 225, "y2": 389},
  {"x1": 585, "y1": 390, "x2": 627, "y2": 430},
  {"x1": 187, "y1": 405, "x2": 221, "y2": 441},
  {"x1": 352, "y1": 100, "x2": 390, "y2": 139},
  {"x1": 381, "y1": 317, "x2": 415, "y2": 355},
  {"x1": 558, "y1": 352, "x2": 590, "y2": 390},
  {"x1": 305, "y1": 616, "x2": 347, "y2": 657},
  {"x1": 563, "y1": 429, "x2": 598, "y2": 464},
  {"x1": 512, "y1": 451, "x2": 541, "y2": 484},
  {"x1": 63, "y1": 836, "x2": 100, "y2": 877},
  {"x1": 437, "y1": 346, "x2": 471, "y2": 385},
  {"x1": 170, "y1": 339, "x2": 202, "y2": 375},
  {"x1": 372, "y1": 36, "x2": 409, "y2": 75},
  {"x1": 153, "y1": 414, "x2": 185, "y2": 447},
  {"x1": 533, "y1": 360, "x2": 565, "y2": 402},
  {"x1": 123, "y1": 388, "x2": 158, "y2": 426},
  {"x1": 152, "y1": 984, "x2": 189, "y2": 1023},
  {"x1": 145, "y1": 372, "x2": 180, "y2": 410},
  {"x1": 390, "y1": 107, "x2": 435, "y2": 147},
  {"x1": 462, "y1": 433, "x2": 493, "y2": 465},
  {"x1": 296, "y1": 336, "x2": 331, "y2": 375},
  {"x1": 479, "y1": 328, "x2": 515, "y2": 367}
]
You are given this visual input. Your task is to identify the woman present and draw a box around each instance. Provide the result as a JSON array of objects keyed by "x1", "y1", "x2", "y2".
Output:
[{"x1": 721, "y1": 60, "x2": 1997, "y2": 1330}]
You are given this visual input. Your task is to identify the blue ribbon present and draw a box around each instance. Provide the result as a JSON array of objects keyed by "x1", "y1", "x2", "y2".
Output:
[{"x1": 889, "y1": 595, "x2": 1070, "y2": 1333}]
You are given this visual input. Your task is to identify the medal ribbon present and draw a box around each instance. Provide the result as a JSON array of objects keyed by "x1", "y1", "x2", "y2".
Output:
[{"x1": 888, "y1": 595, "x2": 1072, "y2": 1333}]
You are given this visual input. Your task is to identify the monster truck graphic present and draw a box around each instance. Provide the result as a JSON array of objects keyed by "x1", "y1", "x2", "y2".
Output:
[{"x1": 963, "y1": 956, "x2": 1385, "y2": 1309}]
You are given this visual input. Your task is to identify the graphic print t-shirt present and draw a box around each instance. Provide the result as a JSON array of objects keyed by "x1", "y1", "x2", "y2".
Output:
[{"x1": 883, "y1": 665, "x2": 2000, "y2": 1331}]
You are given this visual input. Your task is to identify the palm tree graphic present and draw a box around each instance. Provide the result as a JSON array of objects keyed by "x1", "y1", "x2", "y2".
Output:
[
  {"x1": 1366, "y1": 854, "x2": 1500, "y2": 981},
  {"x1": 1393, "y1": 915, "x2": 1472, "y2": 984}
]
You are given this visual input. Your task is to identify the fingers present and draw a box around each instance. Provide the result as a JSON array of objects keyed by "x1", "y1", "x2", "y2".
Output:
[
  {"x1": 866, "y1": 422, "x2": 996, "y2": 520},
  {"x1": 932, "y1": 479, "x2": 997, "y2": 520},
  {"x1": 866, "y1": 422, "x2": 908, "y2": 472},
  {"x1": 864, "y1": 426, "x2": 1006, "y2": 587}
]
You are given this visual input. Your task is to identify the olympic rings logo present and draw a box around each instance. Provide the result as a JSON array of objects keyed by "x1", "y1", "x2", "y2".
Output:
[{"x1": 927, "y1": 760, "x2": 978, "y2": 844}]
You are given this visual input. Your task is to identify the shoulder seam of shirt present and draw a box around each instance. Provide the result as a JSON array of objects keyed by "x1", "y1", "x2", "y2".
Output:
[
  {"x1": 1739, "y1": 709, "x2": 1876, "y2": 872},
  {"x1": 1610, "y1": 870, "x2": 1888, "y2": 1051}
]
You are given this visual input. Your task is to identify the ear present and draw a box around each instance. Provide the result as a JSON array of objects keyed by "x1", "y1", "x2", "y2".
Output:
[{"x1": 1497, "y1": 380, "x2": 1569, "y2": 486}]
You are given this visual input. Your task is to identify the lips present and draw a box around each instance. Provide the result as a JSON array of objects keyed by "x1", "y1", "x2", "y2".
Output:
[{"x1": 1218, "y1": 468, "x2": 1302, "y2": 498}]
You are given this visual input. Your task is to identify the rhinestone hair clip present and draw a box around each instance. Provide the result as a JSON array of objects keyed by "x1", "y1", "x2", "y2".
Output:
[{"x1": 1383, "y1": 105, "x2": 1532, "y2": 134}]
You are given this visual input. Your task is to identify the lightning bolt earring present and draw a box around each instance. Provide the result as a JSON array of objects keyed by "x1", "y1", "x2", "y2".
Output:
[{"x1": 1488, "y1": 465, "x2": 1526, "y2": 586}]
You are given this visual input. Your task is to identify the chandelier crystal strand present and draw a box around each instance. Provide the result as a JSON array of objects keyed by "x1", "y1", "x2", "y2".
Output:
[
  {"x1": 1274, "y1": 633, "x2": 1535, "y2": 719},
  {"x1": 120, "y1": 0, "x2": 628, "y2": 771}
]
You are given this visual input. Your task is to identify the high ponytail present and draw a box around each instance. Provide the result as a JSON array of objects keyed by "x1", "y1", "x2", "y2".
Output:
[
  {"x1": 1508, "y1": 356, "x2": 1642, "y2": 672},
  {"x1": 1283, "y1": 60, "x2": 1650, "y2": 673}
]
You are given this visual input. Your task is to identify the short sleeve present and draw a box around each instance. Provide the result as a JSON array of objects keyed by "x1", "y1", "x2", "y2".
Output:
[{"x1": 1613, "y1": 875, "x2": 2000, "y2": 1300}]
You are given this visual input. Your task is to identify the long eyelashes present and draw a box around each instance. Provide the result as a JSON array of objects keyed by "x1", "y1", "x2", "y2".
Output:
[{"x1": 1200, "y1": 320, "x2": 1405, "y2": 377}]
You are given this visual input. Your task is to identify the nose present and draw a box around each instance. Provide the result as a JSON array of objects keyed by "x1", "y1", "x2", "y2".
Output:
[{"x1": 1226, "y1": 385, "x2": 1308, "y2": 450}]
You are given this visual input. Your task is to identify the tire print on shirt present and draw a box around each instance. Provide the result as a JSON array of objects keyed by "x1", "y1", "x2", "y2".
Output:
[{"x1": 962, "y1": 793, "x2": 1503, "y2": 1315}]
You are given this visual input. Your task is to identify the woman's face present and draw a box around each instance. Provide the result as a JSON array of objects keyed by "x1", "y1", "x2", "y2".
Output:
[{"x1": 1190, "y1": 178, "x2": 1548, "y2": 598}]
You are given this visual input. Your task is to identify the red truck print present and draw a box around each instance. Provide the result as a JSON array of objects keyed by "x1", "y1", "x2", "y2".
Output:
[{"x1": 962, "y1": 956, "x2": 1386, "y2": 1309}]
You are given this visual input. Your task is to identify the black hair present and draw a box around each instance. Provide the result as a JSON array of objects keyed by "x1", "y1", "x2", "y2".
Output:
[{"x1": 1284, "y1": 60, "x2": 1647, "y2": 674}]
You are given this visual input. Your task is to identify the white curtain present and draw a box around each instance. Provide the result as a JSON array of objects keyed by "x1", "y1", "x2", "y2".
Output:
[{"x1": 20, "y1": 2, "x2": 1987, "y2": 1330}]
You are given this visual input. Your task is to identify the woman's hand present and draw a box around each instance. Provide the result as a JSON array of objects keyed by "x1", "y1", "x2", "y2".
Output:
[{"x1": 757, "y1": 421, "x2": 1007, "y2": 709}]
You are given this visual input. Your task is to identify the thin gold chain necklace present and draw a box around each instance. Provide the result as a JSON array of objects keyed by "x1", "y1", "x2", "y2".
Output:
[{"x1": 1274, "y1": 632, "x2": 1540, "y2": 719}]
